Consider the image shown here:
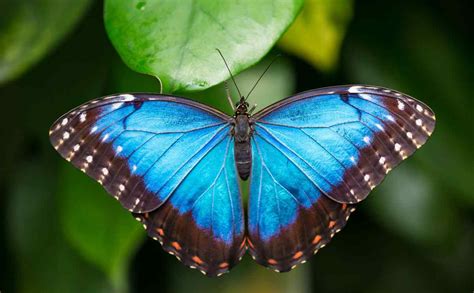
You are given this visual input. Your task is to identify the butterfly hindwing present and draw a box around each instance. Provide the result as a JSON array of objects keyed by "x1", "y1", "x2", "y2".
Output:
[
  {"x1": 247, "y1": 85, "x2": 435, "y2": 271},
  {"x1": 49, "y1": 94, "x2": 245, "y2": 276},
  {"x1": 248, "y1": 133, "x2": 354, "y2": 271},
  {"x1": 133, "y1": 136, "x2": 246, "y2": 276}
]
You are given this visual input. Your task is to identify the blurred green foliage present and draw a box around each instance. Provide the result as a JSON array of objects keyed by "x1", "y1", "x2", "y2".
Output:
[
  {"x1": 0, "y1": 0, "x2": 92, "y2": 85},
  {"x1": 1, "y1": 1, "x2": 472, "y2": 293},
  {"x1": 279, "y1": 0, "x2": 353, "y2": 71},
  {"x1": 59, "y1": 164, "x2": 144, "y2": 289}
]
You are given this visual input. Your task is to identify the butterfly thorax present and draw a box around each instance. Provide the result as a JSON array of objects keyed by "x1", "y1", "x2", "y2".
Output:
[{"x1": 232, "y1": 99, "x2": 253, "y2": 180}]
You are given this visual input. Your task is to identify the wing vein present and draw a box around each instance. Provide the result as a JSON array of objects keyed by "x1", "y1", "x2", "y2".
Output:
[
  {"x1": 158, "y1": 126, "x2": 229, "y2": 202},
  {"x1": 256, "y1": 125, "x2": 336, "y2": 197}
]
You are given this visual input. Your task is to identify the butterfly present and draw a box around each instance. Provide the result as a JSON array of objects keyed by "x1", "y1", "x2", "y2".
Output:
[{"x1": 49, "y1": 84, "x2": 435, "y2": 277}]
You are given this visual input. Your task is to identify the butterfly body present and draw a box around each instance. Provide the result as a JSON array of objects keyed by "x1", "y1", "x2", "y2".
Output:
[
  {"x1": 232, "y1": 99, "x2": 254, "y2": 180},
  {"x1": 50, "y1": 85, "x2": 435, "y2": 277}
]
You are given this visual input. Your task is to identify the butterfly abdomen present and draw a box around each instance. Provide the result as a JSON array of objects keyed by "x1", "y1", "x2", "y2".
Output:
[
  {"x1": 233, "y1": 115, "x2": 252, "y2": 180},
  {"x1": 235, "y1": 141, "x2": 252, "y2": 180}
]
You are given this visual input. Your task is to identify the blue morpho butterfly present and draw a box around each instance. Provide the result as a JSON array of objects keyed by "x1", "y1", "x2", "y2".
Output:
[{"x1": 49, "y1": 57, "x2": 435, "y2": 277}]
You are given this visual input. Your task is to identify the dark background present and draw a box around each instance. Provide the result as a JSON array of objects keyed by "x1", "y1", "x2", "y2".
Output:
[{"x1": 1, "y1": 0, "x2": 472, "y2": 292}]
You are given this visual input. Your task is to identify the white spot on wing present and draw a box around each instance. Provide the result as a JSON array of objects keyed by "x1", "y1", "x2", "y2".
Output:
[
  {"x1": 416, "y1": 104, "x2": 423, "y2": 112},
  {"x1": 359, "y1": 93, "x2": 374, "y2": 101},
  {"x1": 406, "y1": 132, "x2": 413, "y2": 139},
  {"x1": 61, "y1": 118, "x2": 68, "y2": 126},
  {"x1": 80, "y1": 113, "x2": 87, "y2": 122},
  {"x1": 121, "y1": 94, "x2": 135, "y2": 101},
  {"x1": 90, "y1": 126, "x2": 98, "y2": 133},
  {"x1": 394, "y1": 143, "x2": 401, "y2": 152},
  {"x1": 416, "y1": 119, "x2": 423, "y2": 126},
  {"x1": 116, "y1": 146, "x2": 123, "y2": 153},
  {"x1": 86, "y1": 155, "x2": 93, "y2": 163},
  {"x1": 73, "y1": 144, "x2": 80, "y2": 151},
  {"x1": 348, "y1": 86, "x2": 362, "y2": 93},
  {"x1": 102, "y1": 168, "x2": 109, "y2": 175},
  {"x1": 119, "y1": 184, "x2": 125, "y2": 191},
  {"x1": 111, "y1": 102, "x2": 124, "y2": 110},
  {"x1": 364, "y1": 174, "x2": 370, "y2": 181},
  {"x1": 397, "y1": 101, "x2": 405, "y2": 110},
  {"x1": 363, "y1": 136, "x2": 370, "y2": 143},
  {"x1": 379, "y1": 157, "x2": 386, "y2": 164},
  {"x1": 62, "y1": 132, "x2": 70, "y2": 140}
]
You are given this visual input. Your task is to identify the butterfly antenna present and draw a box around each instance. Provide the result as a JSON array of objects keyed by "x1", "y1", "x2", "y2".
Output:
[
  {"x1": 216, "y1": 48, "x2": 243, "y2": 99},
  {"x1": 224, "y1": 81, "x2": 235, "y2": 111},
  {"x1": 245, "y1": 54, "x2": 281, "y2": 101}
]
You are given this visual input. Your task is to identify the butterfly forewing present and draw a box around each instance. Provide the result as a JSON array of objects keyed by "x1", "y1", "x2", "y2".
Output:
[
  {"x1": 247, "y1": 85, "x2": 435, "y2": 272},
  {"x1": 49, "y1": 94, "x2": 246, "y2": 276}
]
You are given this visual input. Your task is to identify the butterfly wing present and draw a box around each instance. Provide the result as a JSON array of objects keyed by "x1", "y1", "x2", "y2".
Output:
[
  {"x1": 49, "y1": 94, "x2": 245, "y2": 276},
  {"x1": 247, "y1": 85, "x2": 435, "y2": 271}
]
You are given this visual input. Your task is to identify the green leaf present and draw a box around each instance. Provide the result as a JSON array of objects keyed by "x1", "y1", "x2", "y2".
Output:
[
  {"x1": 106, "y1": 54, "x2": 163, "y2": 93},
  {"x1": 58, "y1": 163, "x2": 144, "y2": 288},
  {"x1": 279, "y1": 0, "x2": 353, "y2": 71},
  {"x1": 104, "y1": 0, "x2": 303, "y2": 93},
  {"x1": 0, "y1": 0, "x2": 92, "y2": 85}
]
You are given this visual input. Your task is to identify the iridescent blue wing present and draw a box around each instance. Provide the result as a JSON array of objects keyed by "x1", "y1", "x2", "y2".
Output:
[
  {"x1": 49, "y1": 94, "x2": 245, "y2": 276},
  {"x1": 247, "y1": 85, "x2": 435, "y2": 272}
]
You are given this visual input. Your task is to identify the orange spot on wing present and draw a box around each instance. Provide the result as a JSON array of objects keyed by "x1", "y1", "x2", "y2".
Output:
[
  {"x1": 192, "y1": 256, "x2": 204, "y2": 265},
  {"x1": 328, "y1": 220, "x2": 336, "y2": 229},
  {"x1": 156, "y1": 228, "x2": 164, "y2": 236},
  {"x1": 268, "y1": 258, "x2": 278, "y2": 265},
  {"x1": 247, "y1": 238, "x2": 255, "y2": 249},
  {"x1": 292, "y1": 251, "x2": 303, "y2": 259},
  {"x1": 240, "y1": 239, "x2": 246, "y2": 249},
  {"x1": 312, "y1": 235, "x2": 322, "y2": 244},
  {"x1": 171, "y1": 241, "x2": 182, "y2": 251},
  {"x1": 342, "y1": 203, "x2": 347, "y2": 210},
  {"x1": 144, "y1": 212, "x2": 149, "y2": 219},
  {"x1": 219, "y1": 262, "x2": 229, "y2": 269}
]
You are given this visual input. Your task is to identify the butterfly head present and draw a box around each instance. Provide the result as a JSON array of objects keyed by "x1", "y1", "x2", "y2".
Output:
[{"x1": 235, "y1": 97, "x2": 249, "y2": 115}]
